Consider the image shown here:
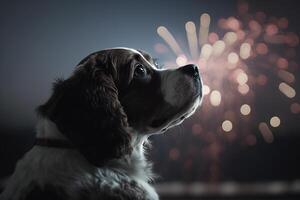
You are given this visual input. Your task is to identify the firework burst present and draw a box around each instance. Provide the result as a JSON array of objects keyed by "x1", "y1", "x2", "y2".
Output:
[
  {"x1": 155, "y1": 1, "x2": 299, "y2": 145},
  {"x1": 153, "y1": 1, "x2": 300, "y2": 181}
]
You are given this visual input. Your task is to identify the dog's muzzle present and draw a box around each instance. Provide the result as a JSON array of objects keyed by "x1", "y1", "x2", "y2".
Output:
[{"x1": 178, "y1": 64, "x2": 202, "y2": 97}]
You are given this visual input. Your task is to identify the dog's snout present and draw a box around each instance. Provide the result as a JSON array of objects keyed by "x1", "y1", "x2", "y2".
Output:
[
  {"x1": 179, "y1": 64, "x2": 199, "y2": 79},
  {"x1": 177, "y1": 64, "x2": 202, "y2": 98}
]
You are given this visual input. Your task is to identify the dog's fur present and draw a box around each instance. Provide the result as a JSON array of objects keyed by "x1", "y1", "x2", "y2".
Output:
[{"x1": 1, "y1": 48, "x2": 202, "y2": 200}]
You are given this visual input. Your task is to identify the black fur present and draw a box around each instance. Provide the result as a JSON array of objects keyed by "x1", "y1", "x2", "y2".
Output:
[
  {"x1": 25, "y1": 183, "x2": 67, "y2": 200},
  {"x1": 24, "y1": 180, "x2": 147, "y2": 200},
  {"x1": 1, "y1": 48, "x2": 202, "y2": 200},
  {"x1": 37, "y1": 53, "x2": 132, "y2": 166}
]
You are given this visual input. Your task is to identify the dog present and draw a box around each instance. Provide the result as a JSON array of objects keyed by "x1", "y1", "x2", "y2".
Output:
[{"x1": 0, "y1": 47, "x2": 202, "y2": 200}]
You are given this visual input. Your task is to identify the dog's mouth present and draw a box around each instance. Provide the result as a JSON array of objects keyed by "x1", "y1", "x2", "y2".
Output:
[
  {"x1": 150, "y1": 117, "x2": 169, "y2": 128},
  {"x1": 150, "y1": 112, "x2": 191, "y2": 128},
  {"x1": 149, "y1": 95, "x2": 201, "y2": 132}
]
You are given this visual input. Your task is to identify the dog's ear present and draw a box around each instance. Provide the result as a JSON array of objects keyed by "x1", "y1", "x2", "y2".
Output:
[{"x1": 37, "y1": 52, "x2": 132, "y2": 166}]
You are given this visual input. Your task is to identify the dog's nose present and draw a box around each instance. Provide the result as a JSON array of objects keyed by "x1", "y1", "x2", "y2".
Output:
[{"x1": 179, "y1": 64, "x2": 199, "y2": 78}]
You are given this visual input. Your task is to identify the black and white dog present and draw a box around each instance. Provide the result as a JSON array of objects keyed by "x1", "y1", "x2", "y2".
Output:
[{"x1": 1, "y1": 48, "x2": 202, "y2": 200}]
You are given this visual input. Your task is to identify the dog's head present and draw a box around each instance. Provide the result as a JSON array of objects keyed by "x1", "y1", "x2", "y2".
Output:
[{"x1": 38, "y1": 48, "x2": 202, "y2": 166}]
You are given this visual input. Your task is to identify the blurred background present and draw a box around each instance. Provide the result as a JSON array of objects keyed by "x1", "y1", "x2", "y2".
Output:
[{"x1": 0, "y1": 0, "x2": 300, "y2": 199}]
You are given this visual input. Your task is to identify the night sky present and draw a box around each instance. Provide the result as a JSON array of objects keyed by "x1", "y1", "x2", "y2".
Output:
[
  {"x1": 0, "y1": 0, "x2": 236, "y2": 128},
  {"x1": 1, "y1": 0, "x2": 300, "y2": 184}
]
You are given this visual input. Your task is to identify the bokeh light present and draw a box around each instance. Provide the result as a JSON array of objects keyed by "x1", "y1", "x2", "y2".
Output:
[
  {"x1": 270, "y1": 116, "x2": 281, "y2": 127},
  {"x1": 222, "y1": 120, "x2": 233, "y2": 132},
  {"x1": 240, "y1": 104, "x2": 251, "y2": 115},
  {"x1": 227, "y1": 52, "x2": 239, "y2": 64},
  {"x1": 236, "y1": 72, "x2": 248, "y2": 85},
  {"x1": 259, "y1": 122, "x2": 274, "y2": 143},
  {"x1": 176, "y1": 55, "x2": 188, "y2": 66},
  {"x1": 210, "y1": 90, "x2": 222, "y2": 106},
  {"x1": 156, "y1": 5, "x2": 299, "y2": 146},
  {"x1": 240, "y1": 43, "x2": 251, "y2": 59},
  {"x1": 203, "y1": 84, "x2": 211, "y2": 96},
  {"x1": 279, "y1": 82, "x2": 296, "y2": 98},
  {"x1": 238, "y1": 84, "x2": 250, "y2": 95},
  {"x1": 154, "y1": 1, "x2": 300, "y2": 182}
]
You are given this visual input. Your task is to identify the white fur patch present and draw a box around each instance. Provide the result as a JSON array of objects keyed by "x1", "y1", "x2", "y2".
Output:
[{"x1": 35, "y1": 118, "x2": 68, "y2": 140}]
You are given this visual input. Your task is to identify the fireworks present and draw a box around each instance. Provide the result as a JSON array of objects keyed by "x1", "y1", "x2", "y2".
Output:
[
  {"x1": 153, "y1": 1, "x2": 300, "y2": 182},
  {"x1": 155, "y1": 1, "x2": 299, "y2": 146}
]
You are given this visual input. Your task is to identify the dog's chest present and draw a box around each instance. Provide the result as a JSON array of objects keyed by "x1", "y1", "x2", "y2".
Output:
[{"x1": 1, "y1": 147, "x2": 158, "y2": 200}]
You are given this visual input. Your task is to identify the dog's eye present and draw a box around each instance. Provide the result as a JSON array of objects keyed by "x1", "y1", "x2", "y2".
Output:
[{"x1": 134, "y1": 64, "x2": 147, "y2": 78}]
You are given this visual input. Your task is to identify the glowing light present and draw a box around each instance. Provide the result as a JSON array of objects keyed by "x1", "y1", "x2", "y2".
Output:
[
  {"x1": 245, "y1": 38, "x2": 254, "y2": 45},
  {"x1": 185, "y1": 21, "x2": 199, "y2": 60},
  {"x1": 199, "y1": 13, "x2": 210, "y2": 45},
  {"x1": 248, "y1": 20, "x2": 262, "y2": 37},
  {"x1": 238, "y1": 84, "x2": 249, "y2": 95},
  {"x1": 222, "y1": 120, "x2": 233, "y2": 132},
  {"x1": 157, "y1": 5, "x2": 300, "y2": 147},
  {"x1": 240, "y1": 104, "x2": 251, "y2": 115},
  {"x1": 236, "y1": 72, "x2": 248, "y2": 85},
  {"x1": 197, "y1": 58, "x2": 207, "y2": 69},
  {"x1": 240, "y1": 43, "x2": 251, "y2": 59},
  {"x1": 290, "y1": 103, "x2": 300, "y2": 114},
  {"x1": 249, "y1": 20, "x2": 262, "y2": 31},
  {"x1": 200, "y1": 13, "x2": 210, "y2": 27},
  {"x1": 227, "y1": 52, "x2": 239, "y2": 64},
  {"x1": 210, "y1": 90, "x2": 221, "y2": 106},
  {"x1": 185, "y1": 21, "x2": 197, "y2": 33},
  {"x1": 258, "y1": 122, "x2": 274, "y2": 143},
  {"x1": 277, "y1": 70, "x2": 295, "y2": 83},
  {"x1": 157, "y1": 26, "x2": 183, "y2": 56},
  {"x1": 237, "y1": 30, "x2": 246, "y2": 40},
  {"x1": 176, "y1": 55, "x2": 188, "y2": 66},
  {"x1": 203, "y1": 85, "x2": 211, "y2": 95},
  {"x1": 212, "y1": 40, "x2": 225, "y2": 56},
  {"x1": 256, "y1": 43, "x2": 268, "y2": 55},
  {"x1": 270, "y1": 116, "x2": 281, "y2": 127},
  {"x1": 227, "y1": 17, "x2": 240, "y2": 31},
  {"x1": 279, "y1": 82, "x2": 296, "y2": 98},
  {"x1": 223, "y1": 32, "x2": 237, "y2": 45},
  {"x1": 277, "y1": 57, "x2": 288, "y2": 69},
  {"x1": 266, "y1": 24, "x2": 278, "y2": 36},
  {"x1": 200, "y1": 44, "x2": 213, "y2": 59},
  {"x1": 208, "y1": 32, "x2": 219, "y2": 44}
]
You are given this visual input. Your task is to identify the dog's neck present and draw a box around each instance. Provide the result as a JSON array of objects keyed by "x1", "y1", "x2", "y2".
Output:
[
  {"x1": 36, "y1": 118, "x2": 69, "y2": 140},
  {"x1": 35, "y1": 118, "x2": 154, "y2": 182}
]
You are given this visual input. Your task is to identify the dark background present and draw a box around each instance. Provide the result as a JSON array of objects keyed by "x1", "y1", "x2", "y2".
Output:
[{"x1": 1, "y1": 0, "x2": 300, "y2": 197}]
